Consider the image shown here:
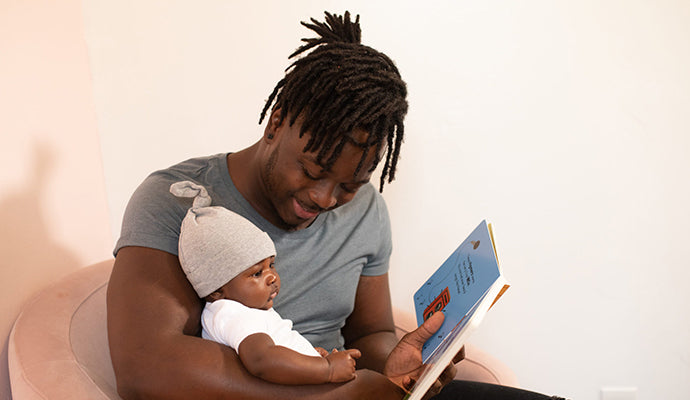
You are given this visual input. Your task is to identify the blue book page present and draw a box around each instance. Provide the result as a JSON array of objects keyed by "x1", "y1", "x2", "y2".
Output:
[
  {"x1": 423, "y1": 291, "x2": 487, "y2": 366},
  {"x1": 413, "y1": 220, "x2": 501, "y2": 362}
]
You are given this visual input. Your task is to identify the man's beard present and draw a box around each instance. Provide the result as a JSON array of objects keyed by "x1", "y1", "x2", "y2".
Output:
[
  {"x1": 263, "y1": 145, "x2": 279, "y2": 198},
  {"x1": 262, "y1": 146, "x2": 298, "y2": 230}
]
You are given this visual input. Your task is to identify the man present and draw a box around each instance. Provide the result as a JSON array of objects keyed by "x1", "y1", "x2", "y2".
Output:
[
  {"x1": 108, "y1": 11, "x2": 562, "y2": 400},
  {"x1": 108, "y1": 11, "x2": 448, "y2": 399}
]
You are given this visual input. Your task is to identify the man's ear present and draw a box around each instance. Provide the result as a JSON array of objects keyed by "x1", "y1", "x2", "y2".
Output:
[{"x1": 264, "y1": 108, "x2": 284, "y2": 142}]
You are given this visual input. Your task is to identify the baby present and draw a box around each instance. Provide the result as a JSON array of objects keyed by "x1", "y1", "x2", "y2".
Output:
[{"x1": 170, "y1": 181, "x2": 360, "y2": 384}]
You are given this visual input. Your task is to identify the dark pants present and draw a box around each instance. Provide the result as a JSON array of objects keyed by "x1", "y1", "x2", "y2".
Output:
[{"x1": 432, "y1": 381, "x2": 567, "y2": 400}]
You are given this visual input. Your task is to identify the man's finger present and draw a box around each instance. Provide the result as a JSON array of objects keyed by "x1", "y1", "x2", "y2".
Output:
[
  {"x1": 421, "y1": 379, "x2": 444, "y2": 400},
  {"x1": 404, "y1": 311, "x2": 445, "y2": 347},
  {"x1": 452, "y1": 345, "x2": 466, "y2": 364},
  {"x1": 402, "y1": 375, "x2": 415, "y2": 391},
  {"x1": 438, "y1": 362, "x2": 457, "y2": 385}
]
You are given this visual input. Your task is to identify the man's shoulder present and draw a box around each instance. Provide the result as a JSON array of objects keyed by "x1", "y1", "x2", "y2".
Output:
[
  {"x1": 148, "y1": 153, "x2": 227, "y2": 180},
  {"x1": 136, "y1": 153, "x2": 228, "y2": 196},
  {"x1": 115, "y1": 153, "x2": 231, "y2": 256}
]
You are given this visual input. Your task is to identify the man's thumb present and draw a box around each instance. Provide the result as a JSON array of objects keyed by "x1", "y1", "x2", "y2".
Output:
[{"x1": 406, "y1": 311, "x2": 445, "y2": 347}]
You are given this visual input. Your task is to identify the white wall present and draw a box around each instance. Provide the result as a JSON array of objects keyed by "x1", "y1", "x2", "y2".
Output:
[
  {"x1": 0, "y1": 1, "x2": 114, "y2": 398},
  {"x1": 83, "y1": 1, "x2": 690, "y2": 399}
]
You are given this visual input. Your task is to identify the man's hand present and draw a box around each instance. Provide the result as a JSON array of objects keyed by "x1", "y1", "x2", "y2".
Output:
[{"x1": 382, "y1": 312, "x2": 463, "y2": 398}]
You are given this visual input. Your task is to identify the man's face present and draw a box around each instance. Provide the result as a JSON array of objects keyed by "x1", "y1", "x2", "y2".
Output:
[
  {"x1": 260, "y1": 112, "x2": 380, "y2": 231},
  {"x1": 214, "y1": 257, "x2": 279, "y2": 310}
]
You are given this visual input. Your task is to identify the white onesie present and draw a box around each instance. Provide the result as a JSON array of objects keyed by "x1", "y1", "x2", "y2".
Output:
[{"x1": 201, "y1": 299, "x2": 320, "y2": 357}]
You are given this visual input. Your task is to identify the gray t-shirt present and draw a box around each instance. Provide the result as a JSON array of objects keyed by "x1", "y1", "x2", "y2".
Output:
[{"x1": 115, "y1": 153, "x2": 392, "y2": 351}]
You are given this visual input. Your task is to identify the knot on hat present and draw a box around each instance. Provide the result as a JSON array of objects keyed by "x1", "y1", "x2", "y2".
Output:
[
  {"x1": 170, "y1": 180, "x2": 212, "y2": 208},
  {"x1": 170, "y1": 181, "x2": 276, "y2": 298}
]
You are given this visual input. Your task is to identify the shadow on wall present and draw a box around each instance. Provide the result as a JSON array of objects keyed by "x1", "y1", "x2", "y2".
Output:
[{"x1": 0, "y1": 142, "x2": 81, "y2": 400}]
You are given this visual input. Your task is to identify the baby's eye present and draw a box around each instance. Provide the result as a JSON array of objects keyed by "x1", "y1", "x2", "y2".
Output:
[{"x1": 253, "y1": 270, "x2": 263, "y2": 277}]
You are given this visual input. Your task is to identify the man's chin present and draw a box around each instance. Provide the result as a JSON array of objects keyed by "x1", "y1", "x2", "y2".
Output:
[
  {"x1": 275, "y1": 201, "x2": 318, "y2": 230},
  {"x1": 285, "y1": 217, "x2": 316, "y2": 231},
  {"x1": 274, "y1": 211, "x2": 308, "y2": 231}
]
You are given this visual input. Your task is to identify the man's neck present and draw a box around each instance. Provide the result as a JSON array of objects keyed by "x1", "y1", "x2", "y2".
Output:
[{"x1": 226, "y1": 148, "x2": 291, "y2": 231}]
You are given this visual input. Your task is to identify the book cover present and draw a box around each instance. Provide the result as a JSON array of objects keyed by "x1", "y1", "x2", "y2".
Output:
[{"x1": 405, "y1": 220, "x2": 508, "y2": 400}]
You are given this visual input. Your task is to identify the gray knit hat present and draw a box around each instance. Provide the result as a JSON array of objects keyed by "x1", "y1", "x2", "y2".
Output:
[{"x1": 170, "y1": 181, "x2": 276, "y2": 298}]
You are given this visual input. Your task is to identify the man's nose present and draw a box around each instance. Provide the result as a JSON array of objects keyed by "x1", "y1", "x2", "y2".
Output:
[{"x1": 309, "y1": 181, "x2": 338, "y2": 210}]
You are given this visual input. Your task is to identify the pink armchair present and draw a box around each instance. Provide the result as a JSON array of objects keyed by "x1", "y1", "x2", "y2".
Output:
[{"x1": 8, "y1": 260, "x2": 518, "y2": 399}]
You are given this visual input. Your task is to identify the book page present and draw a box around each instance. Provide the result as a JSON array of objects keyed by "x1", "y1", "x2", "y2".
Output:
[
  {"x1": 405, "y1": 220, "x2": 508, "y2": 400},
  {"x1": 413, "y1": 220, "x2": 501, "y2": 362}
]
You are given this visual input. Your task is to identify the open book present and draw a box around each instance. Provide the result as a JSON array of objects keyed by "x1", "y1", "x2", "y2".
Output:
[{"x1": 404, "y1": 220, "x2": 509, "y2": 400}]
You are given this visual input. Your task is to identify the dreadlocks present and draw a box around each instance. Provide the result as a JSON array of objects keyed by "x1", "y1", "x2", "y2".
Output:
[{"x1": 259, "y1": 11, "x2": 408, "y2": 192}]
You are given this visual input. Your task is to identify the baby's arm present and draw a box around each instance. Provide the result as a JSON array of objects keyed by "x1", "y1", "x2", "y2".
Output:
[{"x1": 238, "y1": 333, "x2": 361, "y2": 384}]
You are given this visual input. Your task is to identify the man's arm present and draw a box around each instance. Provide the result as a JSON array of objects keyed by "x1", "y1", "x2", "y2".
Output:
[
  {"x1": 107, "y1": 246, "x2": 404, "y2": 399},
  {"x1": 342, "y1": 273, "x2": 398, "y2": 372},
  {"x1": 342, "y1": 273, "x2": 460, "y2": 396}
]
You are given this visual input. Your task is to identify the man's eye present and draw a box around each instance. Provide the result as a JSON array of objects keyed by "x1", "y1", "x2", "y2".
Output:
[
  {"x1": 303, "y1": 168, "x2": 319, "y2": 180},
  {"x1": 340, "y1": 183, "x2": 362, "y2": 194}
]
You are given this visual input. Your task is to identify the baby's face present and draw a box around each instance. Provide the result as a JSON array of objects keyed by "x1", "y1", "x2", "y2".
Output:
[{"x1": 215, "y1": 256, "x2": 280, "y2": 310}]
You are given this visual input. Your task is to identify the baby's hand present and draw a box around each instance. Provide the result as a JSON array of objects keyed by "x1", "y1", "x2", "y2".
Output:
[
  {"x1": 314, "y1": 347, "x2": 329, "y2": 357},
  {"x1": 325, "y1": 348, "x2": 361, "y2": 382}
]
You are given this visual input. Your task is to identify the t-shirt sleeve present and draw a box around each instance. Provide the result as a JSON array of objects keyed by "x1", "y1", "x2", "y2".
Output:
[
  {"x1": 360, "y1": 188, "x2": 393, "y2": 277},
  {"x1": 113, "y1": 173, "x2": 189, "y2": 257},
  {"x1": 202, "y1": 301, "x2": 270, "y2": 351}
]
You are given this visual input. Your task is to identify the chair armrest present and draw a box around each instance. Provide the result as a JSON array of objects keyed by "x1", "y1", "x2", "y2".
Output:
[{"x1": 8, "y1": 260, "x2": 120, "y2": 399}]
